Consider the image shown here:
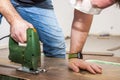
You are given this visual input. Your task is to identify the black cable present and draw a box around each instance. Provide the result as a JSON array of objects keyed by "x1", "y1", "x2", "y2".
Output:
[{"x1": 0, "y1": 34, "x2": 10, "y2": 40}]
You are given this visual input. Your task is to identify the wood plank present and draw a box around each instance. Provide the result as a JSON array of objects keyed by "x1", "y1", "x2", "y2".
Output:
[
  {"x1": 0, "y1": 49, "x2": 120, "y2": 80},
  {"x1": 83, "y1": 52, "x2": 114, "y2": 56}
]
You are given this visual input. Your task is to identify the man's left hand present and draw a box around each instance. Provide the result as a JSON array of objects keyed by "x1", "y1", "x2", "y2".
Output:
[{"x1": 68, "y1": 58, "x2": 102, "y2": 74}]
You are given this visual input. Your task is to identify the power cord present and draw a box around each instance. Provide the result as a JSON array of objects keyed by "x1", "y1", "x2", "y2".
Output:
[{"x1": 0, "y1": 34, "x2": 10, "y2": 40}]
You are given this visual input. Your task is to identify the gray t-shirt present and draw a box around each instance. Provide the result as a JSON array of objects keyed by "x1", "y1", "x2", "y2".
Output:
[
  {"x1": 18, "y1": 0, "x2": 46, "y2": 3},
  {"x1": 16, "y1": 0, "x2": 53, "y2": 9}
]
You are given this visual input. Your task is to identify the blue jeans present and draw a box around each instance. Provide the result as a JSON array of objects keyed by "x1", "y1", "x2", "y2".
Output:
[{"x1": 0, "y1": 0, "x2": 66, "y2": 58}]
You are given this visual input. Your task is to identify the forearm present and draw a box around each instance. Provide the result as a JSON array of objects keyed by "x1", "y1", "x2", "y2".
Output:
[
  {"x1": 70, "y1": 9, "x2": 93, "y2": 53},
  {"x1": 0, "y1": 0, "x2": 34, "y2": 43},
  {"x1": 0, "y1": 0, "x2": 23, "y2": 25}
]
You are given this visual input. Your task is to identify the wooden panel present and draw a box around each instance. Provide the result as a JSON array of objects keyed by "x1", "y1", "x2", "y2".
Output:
[{"x1": 0, "y1": 49, "x2": 120, "y2": 80}]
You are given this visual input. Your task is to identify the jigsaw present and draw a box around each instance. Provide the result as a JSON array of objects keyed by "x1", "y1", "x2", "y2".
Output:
[{"x1": 9, "y1": 28, "x2": 44, "y2": 74}]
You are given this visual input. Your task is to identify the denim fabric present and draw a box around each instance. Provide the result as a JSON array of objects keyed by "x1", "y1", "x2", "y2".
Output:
[
  {"x1": 0, "y1": 15, "x2": 2, "y2": 23},
  {"x1": 0, "y1": 0, "x2": 66, "y2": 58}
]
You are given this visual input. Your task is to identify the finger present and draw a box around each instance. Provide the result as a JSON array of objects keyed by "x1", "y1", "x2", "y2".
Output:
[
  {"x1": 97, "y1": 65, "x2": 102, "y2": 70},
  {"x1": 69, "y1": 62, "x2": 80, "y2": 72},
  {"x1": 11, "y1": 34, "x2": 19, "y2": 42},
  {"x1": 77, "y1": 61, "x2": 97, "y2": 74},
  {"x1": 21, "y1": 33, "x2": 27, "y2": 43},
  {"x1": 86, "y1": 65, "x2": 96, "y2": 74},
  {"x1": 13, "y1": 32, "x2": 26, "y2": 43},
  {"x1": 28, "y1": 23, "x2": 34, "y2": 28},
  {"x1": 90, "y1": 64, "x2": 102, "y2": 74},
  {"x1": 13, "y1": 37, "x2": 19, "y2": 42},
  {"x1": 18, "y1": 34, "x2": 25, "y2": 43}
]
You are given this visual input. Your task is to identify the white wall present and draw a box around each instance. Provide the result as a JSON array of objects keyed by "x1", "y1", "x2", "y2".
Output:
[
  {"x1": 0, "y1": 0, "x2": 120, "y2": 48},
  {"x1": 53, "y1": 0, "x2": 73, "y2": 37},
  {"x1": 90, "y1": 4, "x2": 120, "y2": 36},
  {"x1": 0, "y1": 18, "x2": 10, "y2": 48}
]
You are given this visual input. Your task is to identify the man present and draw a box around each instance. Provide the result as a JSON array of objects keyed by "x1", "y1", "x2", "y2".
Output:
[
  {"x1": 0, "y1": 0, "x2": 119, "y2": 74},
  {"x1": 0, "y1": 0, "x2": 66, "y2": 58},
  {"x1": 68, "y1": 0, "x2": 120, "y2": 74}
]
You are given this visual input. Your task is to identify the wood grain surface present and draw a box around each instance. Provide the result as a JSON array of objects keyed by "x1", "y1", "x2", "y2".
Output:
[{"x1": 0, "y1": 49, "x2": 120, "y2": 80}]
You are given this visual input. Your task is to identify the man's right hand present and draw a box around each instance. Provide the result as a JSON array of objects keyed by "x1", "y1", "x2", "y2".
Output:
[
  {"x1": 10, "y1": 19, "x2": 34, "y2": 43},
  {"x1": 0, "y1": 0, "x2": 34, "y2": 43}
]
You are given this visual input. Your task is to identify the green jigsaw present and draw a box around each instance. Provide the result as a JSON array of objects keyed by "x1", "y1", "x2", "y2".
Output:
[{"x1": 9, "y1": 28, "x2": 44, "y2": 74}]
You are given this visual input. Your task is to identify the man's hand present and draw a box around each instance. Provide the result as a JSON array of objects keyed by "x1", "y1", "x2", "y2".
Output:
[
  {"x1": 10, "y1": 19, "x2": 34, "y2": 43},
  {"x1": 68, "y1": 58, "x2": 102, "y2": 74},
  {"x1": 0, "y1": 0, "x2": 34, "y2": 43}
]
